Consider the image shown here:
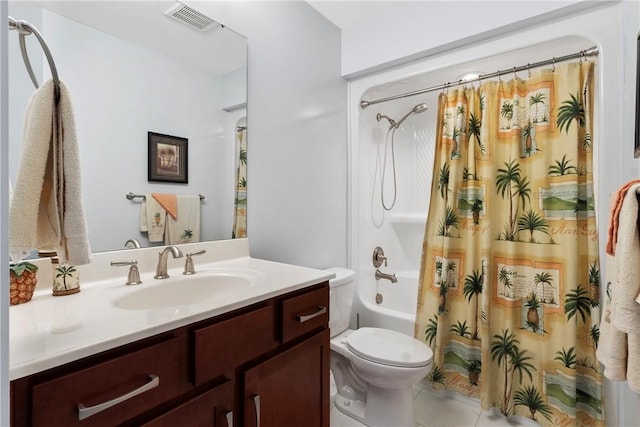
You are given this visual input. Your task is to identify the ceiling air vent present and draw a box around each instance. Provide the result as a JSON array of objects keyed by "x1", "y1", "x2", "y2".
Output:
[{"x1": 164, "y1": 2, "x2": 220, "y2": 32}]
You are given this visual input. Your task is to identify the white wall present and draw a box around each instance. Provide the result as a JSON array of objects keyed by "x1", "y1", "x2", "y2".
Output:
[
  {"x1": 8, "y1": 5, "x2": 238, "y2": 252},
  {"x1": 342, "y1": 0, "x2": 609, "y2": 77},
  {"x1": 348, "y1": 2, "x2": 639, "y2": 425},
  {"x1": 186, "y1": 1, "x2": 348, "y2": 268}
]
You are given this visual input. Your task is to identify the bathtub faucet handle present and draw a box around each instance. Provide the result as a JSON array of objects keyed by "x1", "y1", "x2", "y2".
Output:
[{"x1": 372, "y1": 246, "x2": 388, "y2": 268}]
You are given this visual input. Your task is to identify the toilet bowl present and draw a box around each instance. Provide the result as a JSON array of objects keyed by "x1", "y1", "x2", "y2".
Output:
[{"x1": 327, "y1": 268, "x2": 433, "y2": 427}]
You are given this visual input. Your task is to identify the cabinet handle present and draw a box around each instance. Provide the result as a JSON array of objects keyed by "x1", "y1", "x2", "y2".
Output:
[
  {"x1": 77, "y1": 374, "x2": 159, "y2": 421},
  {"x1": 225, "y1": 410, "x2": 233, "y2": 427},
  {"x1": 251, "y1": 393, "x2": 261, "y2": 427},
  {"x1": 296, "y1": 306, "x2": 327, "y2": 323}
]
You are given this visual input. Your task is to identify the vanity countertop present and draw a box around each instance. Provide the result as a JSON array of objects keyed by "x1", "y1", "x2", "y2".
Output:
[{"x1": 9, "y1": 239, "x2": 334, "y2": 381}]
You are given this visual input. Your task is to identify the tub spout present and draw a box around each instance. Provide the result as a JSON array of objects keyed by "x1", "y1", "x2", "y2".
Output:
[{"x1": 375, "y1": 269, "x2": 398, "y2": 283}]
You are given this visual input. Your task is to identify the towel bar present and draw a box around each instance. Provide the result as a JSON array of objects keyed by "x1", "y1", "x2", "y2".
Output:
[
  {"x1": 9, "y1": 16, "x2": 60, "y2": 101},
  {"x1": 126, "y1": 192, "x2": 205, "y2": 201}
]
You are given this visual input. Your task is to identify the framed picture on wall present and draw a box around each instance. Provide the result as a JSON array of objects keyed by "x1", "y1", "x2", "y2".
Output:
[{"x1": 148, "y1": 132, "x2": 188, "y2": 183}]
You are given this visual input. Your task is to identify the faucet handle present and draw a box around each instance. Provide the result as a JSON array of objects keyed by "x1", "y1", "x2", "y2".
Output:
[
  {"x1": 111, "y1": 260, "x2": 142, "y2": 286},
  {"x1": 183, "y1": 250, "x2": 206, "y2": 275},
  {"x1": 372, "y1": 247, "x2": 388, "y2": 268}
]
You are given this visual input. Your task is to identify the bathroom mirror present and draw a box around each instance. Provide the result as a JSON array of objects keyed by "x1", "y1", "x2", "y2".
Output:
[{"x1": 8, "y1": 1, "x2": 248, "y2": 253}]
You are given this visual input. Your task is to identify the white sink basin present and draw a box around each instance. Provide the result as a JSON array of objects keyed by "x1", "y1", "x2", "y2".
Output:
[{"x1": 113, "y1": 269, "x2": 262, "y2": 310}]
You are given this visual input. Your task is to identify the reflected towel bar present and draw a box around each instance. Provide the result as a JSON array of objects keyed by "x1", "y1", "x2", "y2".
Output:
[{"x1": 126, "y1": 192, "x2": 205, "y2": 200}]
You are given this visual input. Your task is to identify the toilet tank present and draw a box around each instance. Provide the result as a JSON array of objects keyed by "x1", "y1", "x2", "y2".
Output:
[{"x1": 326, "y1": 267, "x2": 355, "y2": 337}]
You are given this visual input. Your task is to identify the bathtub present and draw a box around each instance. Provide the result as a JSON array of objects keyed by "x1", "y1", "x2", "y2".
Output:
[{"x1": 351, "y1": 271, "x2": 419, "y2": 336}]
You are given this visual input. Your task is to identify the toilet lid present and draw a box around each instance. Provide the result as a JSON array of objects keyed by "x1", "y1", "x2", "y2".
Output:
[{"x1": 346, "y1": 327, "x2": 433, "y2": 368}]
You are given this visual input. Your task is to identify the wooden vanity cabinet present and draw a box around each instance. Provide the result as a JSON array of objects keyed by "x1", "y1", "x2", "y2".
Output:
[
  {"x1": 242, "y1": 329, "x2": 330, "y2": 427},
  {"x1": 10, "y1": 281, "x2": 329, "y2": 427}
]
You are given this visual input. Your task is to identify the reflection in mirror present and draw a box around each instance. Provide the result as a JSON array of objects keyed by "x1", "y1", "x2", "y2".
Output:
[
  {"x1": 8, "y1": 1, "x2": 247, "y2": 253},
  {"x1": 232, "y1": 117, "x2": 247, "y2": 239}
]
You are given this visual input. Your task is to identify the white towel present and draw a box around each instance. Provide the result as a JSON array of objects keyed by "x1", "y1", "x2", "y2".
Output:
[
  {"x1": 165, "y1": 195, "x2": 200, "y2": 244},
  {"x1": 143, "y1": 195, "x2": 166, "y2": 242},
  {"x1": 9, "y1": 80, "x2": 92, "y2": 265}
]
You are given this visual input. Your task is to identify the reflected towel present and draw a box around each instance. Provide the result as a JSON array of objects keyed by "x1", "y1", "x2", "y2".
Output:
[
  {"x1": 144, "y1": 194, "x2": 167, "y2": 242},
  {"x1": 165, "y1": 195, "x2": 200, "y2": 244},
  {"x1": 151, "y1": 193, "x2": 177, "y2": 220},
  {"x1": 9, "y1": 79, "x2": 92, "y2": 265},
  {"x1": 139, "y1": 199, "x2": 148, "y2": 232}
]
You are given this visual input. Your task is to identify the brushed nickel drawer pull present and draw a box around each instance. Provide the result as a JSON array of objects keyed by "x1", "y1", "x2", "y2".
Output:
[
  {"x1": 225, "y1": 410, "x2": 233, "y2": 426},
  {"x1": 77, "y1": 374, "x2": 159, "y2": 420},
  {"x1": 251, "y1": 393, "x2": 261, "y2": 427},
  {"x1": 296, "y1": 306, "x2": 327, "y2": 323}
]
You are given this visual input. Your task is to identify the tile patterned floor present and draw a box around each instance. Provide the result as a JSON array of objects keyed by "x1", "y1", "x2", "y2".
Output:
[{"x1": 331, "y1": 383, "x2": 537, "y2": 427}]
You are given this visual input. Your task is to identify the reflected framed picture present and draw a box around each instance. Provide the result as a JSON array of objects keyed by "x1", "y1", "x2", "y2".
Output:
[{"x1": 148, "y1": 132, "x2": 188, "y2": 183}]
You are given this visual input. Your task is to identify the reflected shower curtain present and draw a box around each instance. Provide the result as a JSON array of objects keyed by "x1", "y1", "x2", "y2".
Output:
[
  {"x1": 232, "y1": 126, "x2": 247, "y2": 238},
  {"x1": 415, "y1": 61, "x2": 603, "y2": 426}
]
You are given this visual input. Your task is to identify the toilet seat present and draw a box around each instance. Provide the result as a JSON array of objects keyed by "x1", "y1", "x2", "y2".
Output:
[{"x1": 345, "y1": 327, "x2": 432, "y2": 368}]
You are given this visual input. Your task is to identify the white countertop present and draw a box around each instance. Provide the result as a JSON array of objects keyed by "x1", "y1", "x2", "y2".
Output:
[{"x1": 9, "y1": 239, "x2": 334, "y2": 380}]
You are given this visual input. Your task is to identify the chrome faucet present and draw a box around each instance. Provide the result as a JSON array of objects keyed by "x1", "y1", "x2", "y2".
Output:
[
  {"x1": 124, "y1": 238, "x2": 141, "y2": 249},
  {"x1": 154, "y1": 246, "x2": 183, "y2": 279},
  {"x1": 375, "y1": 269, "x2": 398, "y2": 283}
]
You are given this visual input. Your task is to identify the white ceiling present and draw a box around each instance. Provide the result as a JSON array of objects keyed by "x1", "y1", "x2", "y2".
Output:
[
  {"x1": 306, "y1": 1, "x2": 399, "y2": 30},
  {"x1": 14, "y1": 0, "x2": 247, "y2": 76}
]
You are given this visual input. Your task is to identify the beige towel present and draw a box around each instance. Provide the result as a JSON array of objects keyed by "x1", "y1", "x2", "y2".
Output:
[
  {"x1": 9, "y1": 80, "x2": 92, "y2": 265},
  {"x1": 142, "y1": 195, "x2": 166, "y2": 242},
  {"x1": 596, "y1": 254, "x2": 628, "y2": 382},
  {"x1": 139, "y1": 199, "x2": 148, "y2": 232},
  {"x1": 165, "y1": 195, "x2": 200, "y2": 244},
  {"x1": 596, "y1": 183, "x2": 640, "y2": 392},
  {"x1": 610, "y1": 184, "x2": 640, "y2": 334}
]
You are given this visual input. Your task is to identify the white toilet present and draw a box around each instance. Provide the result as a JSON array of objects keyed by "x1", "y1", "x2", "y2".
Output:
[{"x1": 327, "y1": 267, "x2": 433, "y2": 427}]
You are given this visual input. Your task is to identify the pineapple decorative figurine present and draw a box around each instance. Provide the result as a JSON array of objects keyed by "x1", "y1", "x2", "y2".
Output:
[
  {"x1": 9, "y1": 261, "x2": 39, "y2": 305},
  {"x1": 51, "y1": 257, "x2": 80, "y2": 296}
]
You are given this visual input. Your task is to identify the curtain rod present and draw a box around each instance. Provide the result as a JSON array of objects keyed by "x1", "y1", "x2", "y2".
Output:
[{"x1": 360, "y1": 46, "x2": 599, "y2": 109}]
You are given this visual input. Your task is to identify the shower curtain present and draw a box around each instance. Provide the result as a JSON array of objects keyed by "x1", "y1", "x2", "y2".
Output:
[
  {"x1": 415, "y1": 61, "x2": 603, "y2": 426},
  {"x1": 232, "y1": 126, "x2": 247, "y2": 238}
]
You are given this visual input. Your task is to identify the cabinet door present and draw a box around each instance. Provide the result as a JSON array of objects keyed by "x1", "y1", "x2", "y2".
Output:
[
  {"x1": 243, "y1": 329, "x2": 329, "y2": 427},
  {"x1": 141, "y1": 380, "x2": 234, "y2": 427}
]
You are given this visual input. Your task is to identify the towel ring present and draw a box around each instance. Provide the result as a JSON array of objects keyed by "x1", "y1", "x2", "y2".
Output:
[{"x1": 8, "y1": 16, "x2": 60, "y2": 101}]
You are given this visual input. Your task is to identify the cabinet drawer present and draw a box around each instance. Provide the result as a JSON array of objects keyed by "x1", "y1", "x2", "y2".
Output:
[
  {"x1": 281, "y1": 284, "x2": 329, "y2": 343},
  {"x1": 141, "y1": 380, "x2": 233, "y2": 427},
  {"x1": 194, "y1": 304, "x2": 275, "y2": 385},
  {"x1": 31, "y1": 337, "x2": 181, "y2": 427}
]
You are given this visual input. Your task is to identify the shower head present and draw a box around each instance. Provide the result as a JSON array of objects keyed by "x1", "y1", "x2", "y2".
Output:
[
  {"x1": 412, "y1": 103, "x2": 429, "y2": 114},
  {"x1": 376, "y1": 103, "x2": 428, "y2": 129},
  {"x1": 394, "y1": 103, "x2": 428, "y2": 128}
]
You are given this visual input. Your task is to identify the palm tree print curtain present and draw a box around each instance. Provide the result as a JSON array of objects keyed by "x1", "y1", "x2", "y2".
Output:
[
  {"x1": 415, "y1": 61, "x2": 602, "y2": 426},
  {"x1": 232, "y1": 126, "x2": 247, "y2": 238}
]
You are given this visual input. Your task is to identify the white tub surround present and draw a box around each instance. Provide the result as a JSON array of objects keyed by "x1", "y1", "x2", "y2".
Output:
[{"x1": 9, "y1": 238, "x2": 334, "y2": 380}]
